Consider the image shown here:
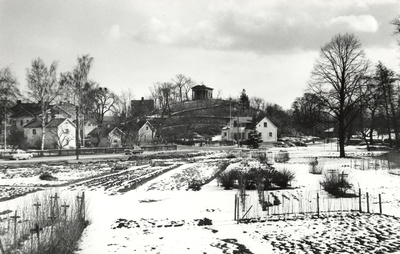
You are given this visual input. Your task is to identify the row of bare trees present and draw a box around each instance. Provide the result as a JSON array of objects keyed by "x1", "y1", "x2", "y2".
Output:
[
  {"x1": 292, "y1": 17, "x2": 400, "y2": 157},
  {"x1": 0, "y1": 55, "x2": 121, "y2": 150}
]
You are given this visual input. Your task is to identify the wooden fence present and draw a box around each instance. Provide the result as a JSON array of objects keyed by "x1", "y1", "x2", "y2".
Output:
[
  {"x1": 0, "y1": 145, "x2": 178, "y2": 159},
  {"x1": 234, "y1": 188, "x2": 383, "y2": 222}
]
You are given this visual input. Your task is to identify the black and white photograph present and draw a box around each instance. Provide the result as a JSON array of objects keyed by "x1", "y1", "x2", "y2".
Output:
[{"x1": 1, "y1": 0, "x2": 400, "y2": 253}]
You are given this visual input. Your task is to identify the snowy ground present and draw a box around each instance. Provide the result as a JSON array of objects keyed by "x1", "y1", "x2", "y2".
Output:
[{"x1": 1, "y1": 145, "x2": 400, "y2": 253}]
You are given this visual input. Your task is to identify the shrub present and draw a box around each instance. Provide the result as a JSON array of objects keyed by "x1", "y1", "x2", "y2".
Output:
[
  {"x1": 275, "y1": 150, "x2": 289, "y2": 163},
  {"x1": 39, "y1": 172, "x2": 58, "y2": 181},
  {"x1": 309, "y1": 157, "x2": 323, "y2": 174},
  {"x1": 217, "y1": 170, "x2": 238, "y2": 190},
  {"x1": 272, "y1": 168, "x2": 295, "y2": 188},
  {"x1": 320, "y1": 171, "x2": 352, "y2": 197}
]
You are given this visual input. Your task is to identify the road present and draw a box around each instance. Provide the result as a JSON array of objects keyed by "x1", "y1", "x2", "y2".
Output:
[{"x1": 0, "y1": 153, "x2": 127, "y2": 164}]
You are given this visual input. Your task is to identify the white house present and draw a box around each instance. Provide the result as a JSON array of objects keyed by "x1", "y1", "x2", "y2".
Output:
[
  {"x1": 255, "y1": 117, "x2": 277, "y2": 143},
  {"x1": 24, "y1": 118, "x2": 76, "y2": 149},
  {"x1": 138, "y1": 121, "x2": 157, "y2": 144},
  {"x1": 221, "y1": 117, "x2": 253, "y2": 142}
]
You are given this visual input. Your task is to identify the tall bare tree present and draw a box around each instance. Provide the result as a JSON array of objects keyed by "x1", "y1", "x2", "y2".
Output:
[
  {"x1": 183, "y1": 78, "x2": 195, "y2": 101},
  {"x1": 60, "y1": 54, "x2": 94, "y2": 151},
  {"x1": 172, "y1": 74, "x2": 189, "y2": 102},
  {"x1": 0, "y1": 67, "x2": 21, "y2": 150},
  {"x1": 26, "y1": 58, "x2": 60, "y2": 150},
  {"x1": 308, "y1": 33, "x2": 370, "y2": 157}
]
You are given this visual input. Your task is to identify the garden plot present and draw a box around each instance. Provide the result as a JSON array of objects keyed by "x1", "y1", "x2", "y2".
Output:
[
  {"x1": 0, "y1": 160, "x2": 140, "y2": 201},
  {"x1": 1, "y1": 146, "x2": 400, "y2": 253}
]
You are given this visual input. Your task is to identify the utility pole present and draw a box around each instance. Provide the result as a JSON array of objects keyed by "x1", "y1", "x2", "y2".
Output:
[
  {"x1": 75, "y1": 105, "x2": 79, "y2": 160},
  {"x1": 3, "y1": 99, "x2": 6, "y2": 151}
]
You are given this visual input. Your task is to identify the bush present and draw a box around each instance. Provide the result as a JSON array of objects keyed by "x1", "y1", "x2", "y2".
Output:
[
  {"x1": 320, "y1": 171, "x2": 352, "y2": 197},
  {"x1": 39, "y1": 172, "x2": 58, "y2": 181},
  {"x1": 272, "y1": 168, "x2": 295, "y2": 188},
  {"x1": 217, "y1": 170, "x2": 238, "y2": 190},
  {"x1": 309, "y1": 157, "x2": 323, "y2": 174},
  {"x1": 275, "y1": 150, "x2": 289, "y2": 163}
]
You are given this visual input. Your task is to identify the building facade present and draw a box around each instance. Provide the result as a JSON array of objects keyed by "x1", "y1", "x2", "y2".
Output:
[
  {"x1": 255, "y1": 117, "x2": 277, "y2": 143},
  {"x1": 191, "y1": 85, "x2": 213, "y2": 100}
]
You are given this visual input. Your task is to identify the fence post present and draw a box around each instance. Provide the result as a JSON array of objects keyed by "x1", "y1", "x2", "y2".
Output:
[
  {"x1": 317, "y1": 193, "x2": 320, "y2": 218},
  {"x1": 0, "y1": 238, "x2": 5, "y2": 254},
  {"x1": 236, "y1": 195, "x2": 240, "y2": 224},
  {"x1": 366, "y1": 192, "x2": 370, "y2": 213},
  {"x1": 234, "y1": 194, "x2": 237, "y2": 221},
  {"x1": 11, "y1": 211, "x2": 20, "y2": 249},
  {"x1": 379, "y1": 194, "x2": 382, "y2": 214},
  {"x1": 358, "y1": 188, "x2": 362, "y2": 213}
]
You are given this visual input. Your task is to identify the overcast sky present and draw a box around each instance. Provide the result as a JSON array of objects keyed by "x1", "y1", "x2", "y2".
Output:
[{"x1": 1, "y1": 0, "x2": 399, "y2": 109}]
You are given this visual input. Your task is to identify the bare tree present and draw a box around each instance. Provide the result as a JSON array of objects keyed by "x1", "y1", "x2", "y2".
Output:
[
  {"x1": 87, "y1": 86, "x2": 118, "y2": 125},
  {"x1": 250, "y1": 96, "x2": 265, "y2": 110},
  {"x1": 49, "y1": 125, "x2": 75, "y2": 149},
  {"x1": 172, "y1": 74, "x2": 189, "y2": 102},
  {"x1": 60, "y1": 54, "x2": 94, "y2": 151},
  {"x1": 26, "y1": 58, "x2": 61, "y2": 150},
  {"x1": 86, "y1": 86, "x2": 118, "y2": 146},
  {"x1": 308, "y1": 33, "x2": 370, "y2": 157},
  {"x1": 0, "y1": 67, "x2": 21, "y2": 150},
  {"x1": 183, "y1": 78, "x2": 195, "y2": 101}
]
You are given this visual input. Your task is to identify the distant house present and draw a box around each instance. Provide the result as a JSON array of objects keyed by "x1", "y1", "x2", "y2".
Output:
[
  {"x1": 88, "y1": 127, "x2": 124, "y2": 147},
  {"x1": 131, "y1": 97, "x2": 155, "y2": 117},
  {"x1": 138, "y1": 121, "x2": 157, "y2": 144},
  {"x1": 221, "y1": 117, "x2": 253, "y2": 143},
  {"x1": 191, "y1": 85, "x2": 213, "y2": 100},
  {"x1": 255, "y1": 117, "x2": 277, "y2": 143},
  {"x1": 23, "y1": 118, "x2": 76, "y2": 149},
  {"x1": 9, "y1": 100, "x2": 42, "y2": 130}
]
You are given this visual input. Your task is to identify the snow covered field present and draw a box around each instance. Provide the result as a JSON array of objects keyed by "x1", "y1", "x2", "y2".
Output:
[{"x1": 1, "y1": 145, "x2": 400, "y2": 253}]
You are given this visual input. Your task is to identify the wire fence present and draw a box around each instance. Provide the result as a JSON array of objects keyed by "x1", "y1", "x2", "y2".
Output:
[{"x1": 234, "y1": 188, "x2": 383, "y2": 222}]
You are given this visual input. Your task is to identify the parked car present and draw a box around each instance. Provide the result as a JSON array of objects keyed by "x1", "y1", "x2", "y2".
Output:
[
  {"x1": 9, "y1": 150, "x2": 33, "y2": 160},
  {"x1": 273, "y1": 141, "x2": 286, "y2": 147},
  {"x1": 124, "y1": 146, "x2": 144, "y2": 155},
  {"x1": 293, "y1": 140, "x2": 308, "y2": 147}
]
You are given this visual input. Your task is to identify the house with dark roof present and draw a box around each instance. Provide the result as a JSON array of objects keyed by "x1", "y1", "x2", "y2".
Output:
[
  {"x1": 9, "y1": 100, "x2": 42, "y2": 129},
  {"x1": 88, "y1": 126, "x2": 124, "y2": 147},
  {"x1": 23, "y1": 118, "x2": 76, "y2": 149},
  {"x1": 131, "y1": 97, "x2": 155, "y2": 117}
]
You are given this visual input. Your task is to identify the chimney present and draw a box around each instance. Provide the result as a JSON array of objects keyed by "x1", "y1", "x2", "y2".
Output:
[{"x1": 141, "y1": 97, "x2": 144, "y2": 100}]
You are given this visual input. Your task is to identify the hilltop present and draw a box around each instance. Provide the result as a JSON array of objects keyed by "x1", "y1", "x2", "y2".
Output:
[{"x1": 150, "y1": 99, "x2": 264, "y2": 141}]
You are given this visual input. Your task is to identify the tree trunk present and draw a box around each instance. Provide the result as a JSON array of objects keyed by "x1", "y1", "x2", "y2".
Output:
[{"x1": 338, "y1": 117, "x2": 346, "y2": 157}]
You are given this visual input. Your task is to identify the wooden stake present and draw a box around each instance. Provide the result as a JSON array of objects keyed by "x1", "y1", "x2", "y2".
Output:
[
  {"x1": 11, "y1": 211, "x2": 20, "y2": 249},
  {"x1": 234, "y1": 194, "x2": 237, "y2": 221},
  {"x1": 358, "y1": 188, "x2": 362, "y2": 213},
  {"x1": 317, "y1": 193, "x2": 320, "y2": 218},
  {"x1": 379, "y1": 194, "x2": 382, "y2": 214},
  {"x1": 366, "y1": 192, "x2": 370, "y2": 213}
]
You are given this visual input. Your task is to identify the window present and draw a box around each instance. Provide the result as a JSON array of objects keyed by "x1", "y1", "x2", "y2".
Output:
[
  {"x1": 224, "y1": 132, "x2": 227, "y2": 136},
  {"x1": 146, "y1": 126, "x2": 149, "y2": 130},
  {"x1": 64, "y1": 129, "x2": 69, "y2": 134},
  {"x1": 33, "y1": 129, "x2": 36, "y2": 135},
  {"x1": 20, "y1": 120, "x2": 23, "y2": 126},
  {"x1": 269, "y1": 132, "x2": 272, "y2": 137},
  {"x1": 264, "y1": 122, "x2": 267, "y2": 127}
]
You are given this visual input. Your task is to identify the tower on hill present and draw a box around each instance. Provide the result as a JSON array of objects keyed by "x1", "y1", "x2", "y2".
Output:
[{"x1": 191, "y1": 85, "x2": 213, "y2": 100}]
